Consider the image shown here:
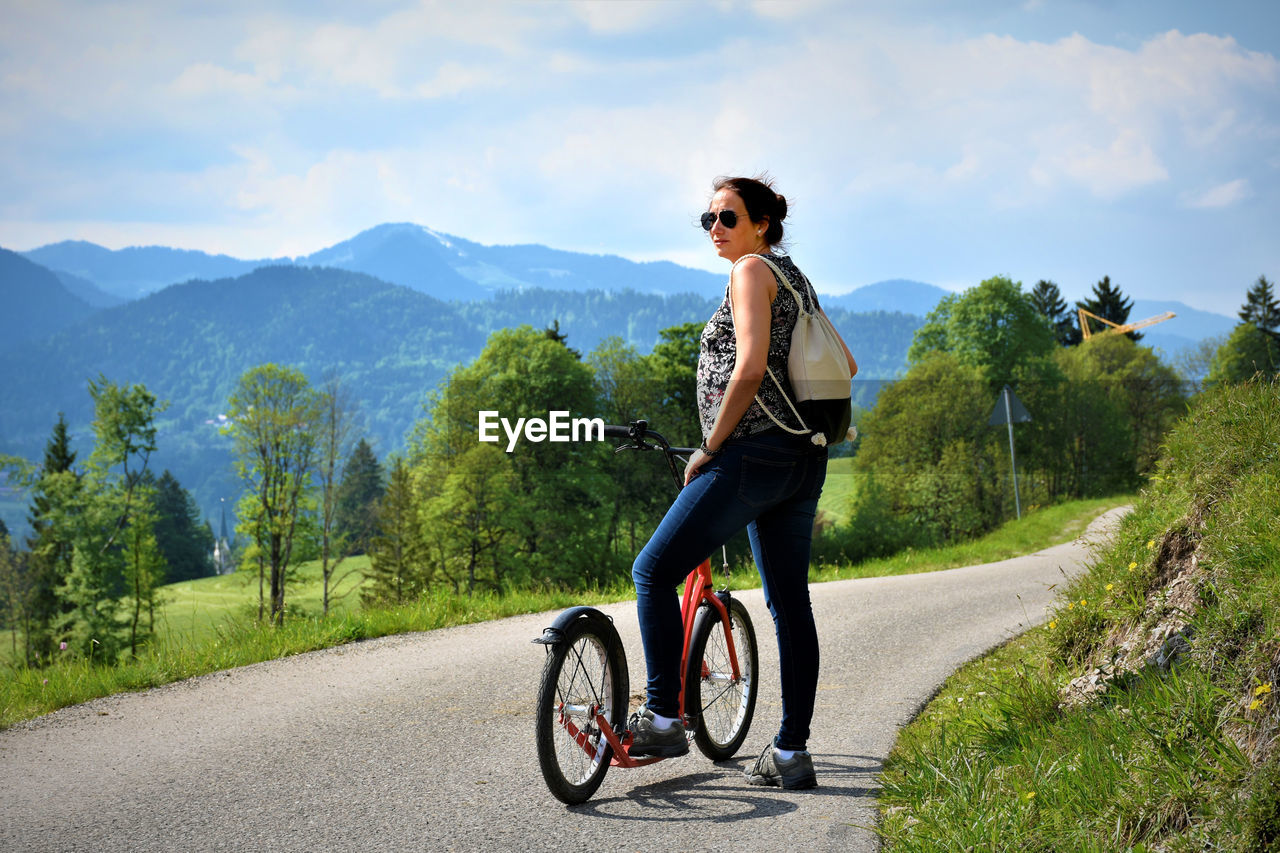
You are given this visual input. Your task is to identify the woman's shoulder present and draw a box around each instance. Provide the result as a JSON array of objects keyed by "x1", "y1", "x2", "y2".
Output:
[{"x1": 730, "y1": 253, "x2": 779, "y2": 287}]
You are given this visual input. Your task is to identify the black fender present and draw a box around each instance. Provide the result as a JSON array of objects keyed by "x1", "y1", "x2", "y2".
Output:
[{"x1": 531, "y1": 605, "x2": 613, "y2": 646}]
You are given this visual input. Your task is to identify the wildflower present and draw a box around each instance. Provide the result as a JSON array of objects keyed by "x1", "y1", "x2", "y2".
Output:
[
  {"x1": 1251, "y1": 700, "x2": 1263, "y2": 711},
  {"x1": 1080, "y1": 599, "x2": 1088, "y2": 607},
  {"x1": 1147, "y1": 540, "x2": 1155, "y2": 549},
  {"x1": 1025, "y1": 791, "x2": 1036, "y2": 801},
  {"x1": 1068, "y1": 602, "x2": 1075, "y2": 611},
  {"x1": 1256, "y1": 683, "x2": 1273, "y2": 696},
  {"x1": 1106, "y1": 584, "x2": 1114, "y2": 591},
  {"x1": 59, "y1": 641, "x2": 68, "y2": 651},
  {"x1": 42, "y1": 679, "x2": 48, "y2": 685},
  {"x1": 1049, "y1": 620, "x2": 1057, "y2": 630},
  {"x1": 1128, "y1": 562, "x2": 1137, "y2": 571}
]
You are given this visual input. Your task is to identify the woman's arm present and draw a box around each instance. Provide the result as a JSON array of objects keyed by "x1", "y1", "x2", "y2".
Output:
[{"x1": 684, "y1": 257, "x2": 777, "y2": 484}]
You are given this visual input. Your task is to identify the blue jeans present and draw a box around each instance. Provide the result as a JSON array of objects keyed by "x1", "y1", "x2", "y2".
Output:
[{"x1": 631, "y1": 432, "x2": 827, "y2": 752}]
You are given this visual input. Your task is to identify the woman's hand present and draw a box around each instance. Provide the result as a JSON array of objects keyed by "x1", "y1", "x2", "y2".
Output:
[{"x1": 684, "y1": 449, "x2": 712, "y2": 485}]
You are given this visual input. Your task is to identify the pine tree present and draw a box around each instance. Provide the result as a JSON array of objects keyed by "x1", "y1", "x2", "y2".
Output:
[
  {"x1": 1029, "y1": 280, "x2": 1075, "y2": 346},
  {"x1": 544, "y1": 319, "x2": 582, "y2": 359},
  {"x1": 1076, "y1": 276, "x2": 1140, "y2": 342},
  {"x1": 334, "y1": 439, "x2": 385, "y2": 556},
  {"x1": 1239, "y1": 275, "x2": 1280, "y2": 337},
  {"x1": 363, "y1": 458, "x2": 424, "y2": 605},
  {"x1": 151, "y1": 470, "x2": 215, "y2": 583},
  {"x1": 24, "y1": 413, "x2": 78, "y2": 663}
]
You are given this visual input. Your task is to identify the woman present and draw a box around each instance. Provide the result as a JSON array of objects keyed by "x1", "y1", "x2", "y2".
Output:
[{"x1": 627, "y1": 175, "x2": 858, "y2": 789}]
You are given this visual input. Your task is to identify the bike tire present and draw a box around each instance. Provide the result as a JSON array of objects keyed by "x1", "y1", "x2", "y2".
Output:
[
  {"x1": 685, "y1": 596, "x2": 758, "y2": 761},
  {"x1": 535, "y1": 612, "x2": 629, "y2": 805}
]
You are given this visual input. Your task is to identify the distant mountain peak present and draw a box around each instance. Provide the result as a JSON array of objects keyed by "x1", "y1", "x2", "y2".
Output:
[{"x1": 822, "y1": 279, "x2": 949, "y2": 317}]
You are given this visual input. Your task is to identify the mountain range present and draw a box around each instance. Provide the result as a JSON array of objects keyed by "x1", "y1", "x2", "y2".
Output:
[
  {"x1": 15, "y1": 223, "x2": 1237, "y2": 341},
  {"x1": 19, "y1": 223, "x2": 737, "y2": 304}
]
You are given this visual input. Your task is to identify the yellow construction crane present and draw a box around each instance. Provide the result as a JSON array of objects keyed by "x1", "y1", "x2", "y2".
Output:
[{"x1": 1077, "y1": 307, "x2": 1176, "y2": 341}]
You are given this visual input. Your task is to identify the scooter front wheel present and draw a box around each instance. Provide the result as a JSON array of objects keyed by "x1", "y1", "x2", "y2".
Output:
[{"x1": 534, "y1": 612, "x2": 629, "y2": 804}]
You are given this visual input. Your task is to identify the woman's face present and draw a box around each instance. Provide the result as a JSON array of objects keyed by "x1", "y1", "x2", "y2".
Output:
[{"x1": 707, "y1": 188, "x2": 766, "y2": 263}]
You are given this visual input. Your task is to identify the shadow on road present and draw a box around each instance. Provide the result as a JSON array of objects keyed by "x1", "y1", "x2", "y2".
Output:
[
  {"x1": 567, "y1": 753, "x2": 885, "y2": 822},
  {"x1": 574, "y1": 772, "x2": 798, "y2": 821}
]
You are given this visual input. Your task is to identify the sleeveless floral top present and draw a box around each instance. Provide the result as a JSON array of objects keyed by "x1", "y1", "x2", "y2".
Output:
[{"x1": 696, "y1": 253, "x2": 822, "y2": 441}]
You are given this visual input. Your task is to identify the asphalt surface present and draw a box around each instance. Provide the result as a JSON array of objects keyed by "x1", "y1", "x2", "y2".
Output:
[{"x1": 0, "y1": 507, "x2": 1125, "y2": 852}]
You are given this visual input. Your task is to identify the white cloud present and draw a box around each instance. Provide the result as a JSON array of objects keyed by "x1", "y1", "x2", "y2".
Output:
[
  {"x1": 568, "y1": 0, "x2": 668, "y2": 33},
  {"x1": 1041, "y1": 129, "x2": 1171, "y2": 198},
  {"x1": 750, "y1": 0, "x2": 841, "y2": 21},
  {"x1": 169, "y1": 63, "x2": 276, "y2": 98},
  {"x1": 230, "y1": 2, "x2": 552, "y2": 99},
  {"x1": 1, "y1": 3, "x2": 1278, "y2": 316},
  {"x1": 1182, "y1": 178, "x2": 1251, "y2": 209}
]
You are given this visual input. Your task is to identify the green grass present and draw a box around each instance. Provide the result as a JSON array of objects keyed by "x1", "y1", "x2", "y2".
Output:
[
  {"x1": 817, "y1": 455, "x2": 859, "y2": 524},
  {"x1": 1, "y1": 583, "x2": 629, "y2": 729},
  {"x1": 805, "y1": 495, "x2": 1123, "y2": 584},
  {"x1": 1, "y1": 492, "x2": 1126, "y2": 729},
  {"x1": 157, "y1": 555, "x2": 372, "y2": 648},
  {"x1": 879, "y1": 378, "x2": 1280, "y2": 852}
]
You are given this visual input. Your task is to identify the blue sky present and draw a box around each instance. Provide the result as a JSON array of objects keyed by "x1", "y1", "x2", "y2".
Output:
[{"x1": 2, "y1": 0, "x2": 1277, "y2": 317}]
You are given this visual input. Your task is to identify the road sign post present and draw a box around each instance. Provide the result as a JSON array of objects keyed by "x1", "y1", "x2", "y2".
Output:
[{"x1": 988, "y1": 385, "x2": 1031, "y2": 519}]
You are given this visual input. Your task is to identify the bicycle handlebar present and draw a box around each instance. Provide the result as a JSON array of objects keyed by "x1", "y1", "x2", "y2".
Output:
[
  {"x1": 601, "y1": 420, "x2": 696, "y2": 455},
  {"x1": 601, "y1": 420, "x2": 697, "y2": 492}
]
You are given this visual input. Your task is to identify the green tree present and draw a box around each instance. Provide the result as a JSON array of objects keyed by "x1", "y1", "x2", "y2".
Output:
[
  {"x1": 1078, "y1": 335, "x2": 1184, "y2": 475},
  {"x1": 0, "y1": 521, "x2": 30, "y2": 662},
  {"x1": 409, "y1": 326, "x2": 617, "y2": 590},
  {"x1": 908, "y1": 275, "x2": 1057, "y2": 389},
  {"x1": 543, "y1": 319, "x2": 582, "y2": 360},
  {"x1": 588, "y1": 336, "x2": 675, "y2": 556},
  {"x1": 645, "y1": 321, "x2": 704, "y2": 447},
  {"x1": 1238, "y1": 275, "x2": 1280, "y2": 336},
  {"x1": 335, "y1": 438, "x2": 385, "y2": 557},
  {"x1": 59, "y1": 377, "x2": 163, "y2": 660},
  {"x1": 24, "y1": 413, "x2": 78, "y2": 663},
  {"x1": 1049, "y1": 337, "x2": 1180, "y2": 492},
  {"x1": 1206, "y1": 323, "x2": 1280, "y2": 386},
  {"x1": 421, "y1": 444, "x2": 519, "y2": 595},
  {"x1": 151, "y1": 470, "x2": 215, "y2": 583},
  {"x1": 233, "y1": 492, "x2": 268, "y2": 621},
  {"x1": 363, "y1": 457, "x2": 424, "y2": 605},
  {"x1": 1076, "y1": 275, "x2": 1139, "y2": 342},
  {"x1": 122, "y1": 485, "x2": 164, "y2": 657},
  {"x1": 315, "y1": 374, "x2": 363, "y2": 616},
  {"x1": 225, "y1": 364, "x2": 320, "y2": 626},
  {"x1": 1029, "y1": 280, "x2": 1075, "y2": 346},
  {"x1": 856, "y1": 352, "x2": 1006, "y2": 542}
]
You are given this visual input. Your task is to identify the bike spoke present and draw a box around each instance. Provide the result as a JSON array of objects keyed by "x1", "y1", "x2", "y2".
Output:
[{"x1": 548, "y1": 634, "x2": 614, "y2": 786}]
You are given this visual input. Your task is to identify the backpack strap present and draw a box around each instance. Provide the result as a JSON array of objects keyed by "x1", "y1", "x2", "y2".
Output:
[{"x1": 727, "y1": 254, "x2": 812, "y2": 438}]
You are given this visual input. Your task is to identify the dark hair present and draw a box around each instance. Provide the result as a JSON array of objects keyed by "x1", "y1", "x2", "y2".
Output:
[{"x1": 712, "y1": 174, "x2": 788, "y2": 246}]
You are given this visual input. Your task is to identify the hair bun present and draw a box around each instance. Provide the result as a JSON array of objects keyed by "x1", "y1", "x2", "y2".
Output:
[{"x1": 774, "y1": 193, "x2": 788, "y2": 221}]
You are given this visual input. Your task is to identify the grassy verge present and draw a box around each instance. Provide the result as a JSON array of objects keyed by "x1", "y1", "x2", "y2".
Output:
[
  {"x1": 1, "y1": 493, "x2": 1126, "y2": 731},
  {"x1": 878, "y1": 378, "x2": 1280, "y2": 851},
  {"x1": 1, "y1": 584, "x2": 627, "y2": 729}
]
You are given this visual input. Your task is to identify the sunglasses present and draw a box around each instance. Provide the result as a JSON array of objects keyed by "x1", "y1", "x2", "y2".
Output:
[{"x1": 700, "y1": 209, "x2": 745, "y2": 231}]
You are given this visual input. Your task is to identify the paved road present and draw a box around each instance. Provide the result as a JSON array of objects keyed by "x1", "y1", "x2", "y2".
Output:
[{"x1": 0, "y1": 508, "x2": 1125, "y2": 852}]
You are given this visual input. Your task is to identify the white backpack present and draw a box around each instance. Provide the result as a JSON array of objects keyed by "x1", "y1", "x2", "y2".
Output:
[{"x1": 729, "y1": 254, "x2": 854, "y2": 445}]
